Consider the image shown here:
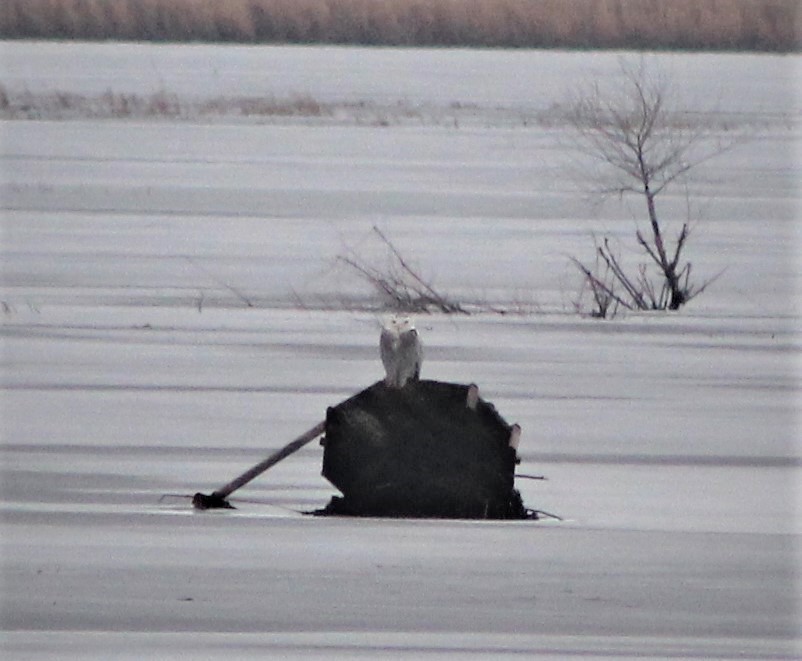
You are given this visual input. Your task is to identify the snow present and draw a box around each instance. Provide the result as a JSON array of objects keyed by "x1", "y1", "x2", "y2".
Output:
[{"x1": 1, "y1": 42, "x2": 800, "y2": 659}]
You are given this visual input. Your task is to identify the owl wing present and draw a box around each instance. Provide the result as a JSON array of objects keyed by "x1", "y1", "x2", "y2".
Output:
[
  {"x1": 380, "y1": 327, "x2": 398, "y2": 377},
  {"x1": 398, "y1": 328, "x2": 422, "y2": 382}
]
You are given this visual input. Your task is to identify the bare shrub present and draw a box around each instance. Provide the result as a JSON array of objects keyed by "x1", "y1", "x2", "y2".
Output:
[
  {"x1": 563, "y1": 59, "x2": 735, "y2": 317},
  {"x1": 338, "y1": 226, "x2": 467, "y2": 314}
]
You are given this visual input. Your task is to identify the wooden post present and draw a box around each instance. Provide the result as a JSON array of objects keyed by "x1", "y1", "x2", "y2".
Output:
[
  {"x1": 466, "y1": 383, "x2": 479, "y2": 410},
  {"x1": 193, "y1": 420, "x2": 325, "y2": 509}
]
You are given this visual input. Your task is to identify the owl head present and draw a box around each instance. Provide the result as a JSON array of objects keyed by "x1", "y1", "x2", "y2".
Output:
[{"x1": 382, "y1": 314, "x2": 415, "y2": 334}]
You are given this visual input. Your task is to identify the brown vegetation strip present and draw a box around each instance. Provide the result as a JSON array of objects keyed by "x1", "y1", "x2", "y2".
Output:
[{"x1": 0, "y1": 0, "x2": 798, "y2": 52}]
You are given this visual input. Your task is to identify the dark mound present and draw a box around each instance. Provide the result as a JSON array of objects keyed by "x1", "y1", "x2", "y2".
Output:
[{"x1": 318, "y1": 380, "x2": 528, "y2": 519}]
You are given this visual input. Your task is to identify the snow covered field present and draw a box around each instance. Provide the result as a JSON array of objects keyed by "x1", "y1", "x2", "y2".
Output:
[{"x1": 1, "y1": 42, "x2": 800, "y2": 658}]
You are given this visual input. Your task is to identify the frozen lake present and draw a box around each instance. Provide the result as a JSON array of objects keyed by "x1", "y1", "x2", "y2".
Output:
[{"x1": 1, "y1": 43, "x2": 800, "y2": 659}]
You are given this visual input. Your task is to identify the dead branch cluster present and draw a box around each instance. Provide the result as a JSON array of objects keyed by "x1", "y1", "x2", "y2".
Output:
[{"x1": 338, "y1": 226, "x2": 466, "y2": 314}]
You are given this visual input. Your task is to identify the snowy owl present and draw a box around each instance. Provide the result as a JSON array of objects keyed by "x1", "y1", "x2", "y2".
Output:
[{"x1": 380, "y1": 315, "x2": 422, "y2": 388}]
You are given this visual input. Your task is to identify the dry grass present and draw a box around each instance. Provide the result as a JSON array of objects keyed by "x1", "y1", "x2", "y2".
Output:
[
  {"x1": 0, "y1": 84, "x2": 337, "y2": 121},
  {"x1": 0, "y1": 82, "x2": 783, "y2": 133},
  {"x1": 0, "y1": 0, "x2": 798, "y2": 51}
]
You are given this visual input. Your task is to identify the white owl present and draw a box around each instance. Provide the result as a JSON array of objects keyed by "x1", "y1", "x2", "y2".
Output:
[{"x1": 380, "y1": 315, "x2": 423, "y2": 388}]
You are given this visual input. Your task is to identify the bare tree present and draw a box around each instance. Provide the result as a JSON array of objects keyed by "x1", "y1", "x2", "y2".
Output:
[{"x1": 564, "y1": 59, "x2": 734, "y2": 316}]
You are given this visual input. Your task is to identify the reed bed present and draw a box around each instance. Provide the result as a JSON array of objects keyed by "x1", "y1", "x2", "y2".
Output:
[{"x1": 0, "y1": 0, "x2": 798, "y2": 51}]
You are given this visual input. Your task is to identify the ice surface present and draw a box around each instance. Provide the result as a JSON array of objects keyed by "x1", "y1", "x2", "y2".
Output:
[{"x1": 1, "y1": 43, "x2": 800, "y2": 659}]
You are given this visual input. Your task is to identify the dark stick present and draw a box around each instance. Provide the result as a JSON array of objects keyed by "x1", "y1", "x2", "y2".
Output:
[{"x1": 193, "y1": 420, "x2": 325, "y2": 510}]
